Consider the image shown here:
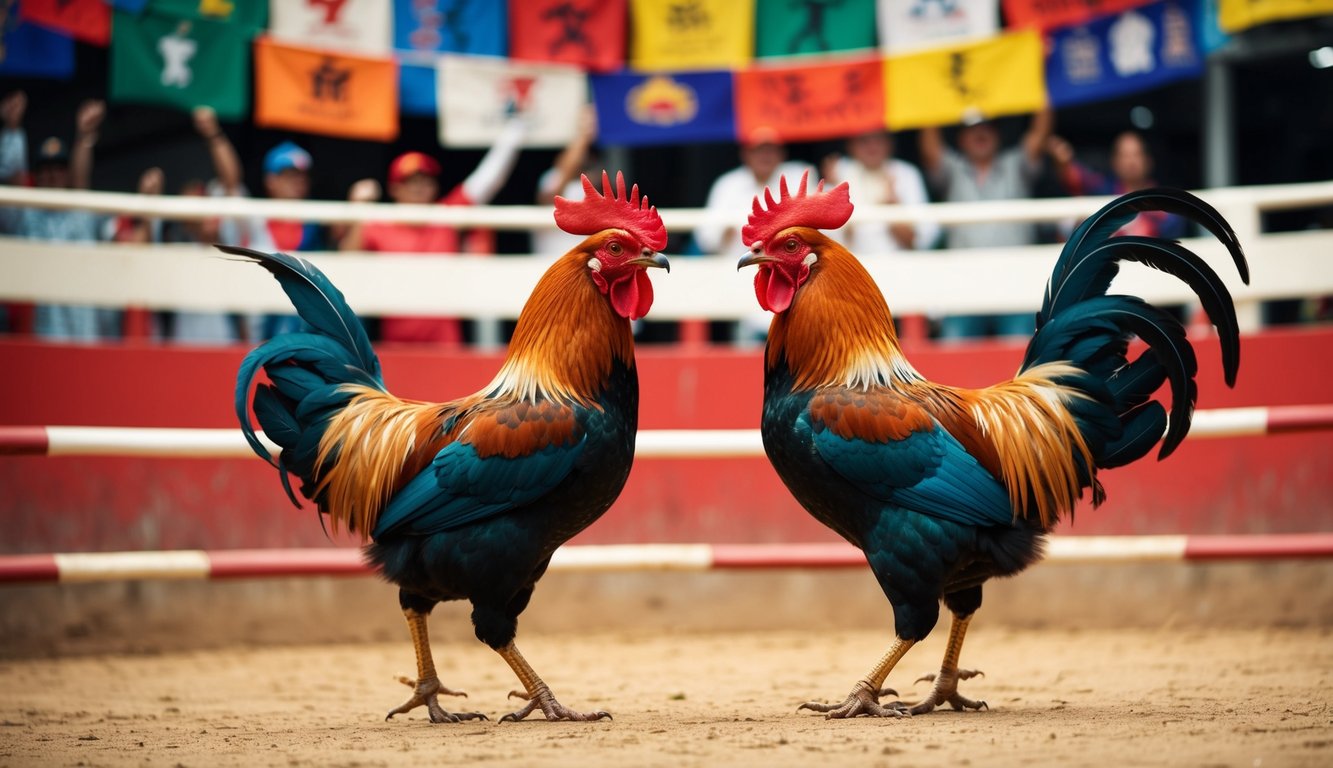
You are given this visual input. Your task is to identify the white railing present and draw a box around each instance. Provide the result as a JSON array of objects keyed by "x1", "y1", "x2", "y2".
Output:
[{"x1": 1, "y1": 181, "x2": 1329, "y2": 328}]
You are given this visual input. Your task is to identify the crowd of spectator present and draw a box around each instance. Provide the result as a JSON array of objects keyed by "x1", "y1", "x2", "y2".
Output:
[{"x1": 4, "y1": 89, "x2": 1312, "y2": 348}]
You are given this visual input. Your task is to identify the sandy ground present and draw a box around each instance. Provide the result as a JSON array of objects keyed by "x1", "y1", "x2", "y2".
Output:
[{"x1": 1, "y1": 625, "x2": 1330, "y2": 768}]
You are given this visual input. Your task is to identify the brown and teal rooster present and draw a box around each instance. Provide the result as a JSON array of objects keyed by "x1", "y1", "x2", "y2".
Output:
[
  {"x1": 230, "y1": 172, "x2": 669, "y2": 723},
  {"x1": 739, "y1": 173, "x2": 1248, "y2": 718}
]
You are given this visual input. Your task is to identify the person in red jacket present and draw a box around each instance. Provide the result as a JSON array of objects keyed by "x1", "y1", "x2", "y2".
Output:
[{"x1": 340, "y1": 115, "x2": 526, "y2": 346}]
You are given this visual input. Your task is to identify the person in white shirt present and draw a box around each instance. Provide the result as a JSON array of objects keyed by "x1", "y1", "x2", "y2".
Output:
[
  {"x1": 694, "y1": 127, "x2": 815, "y2": 258},
  {"x1": 695, "y1": 127, "x2": 813, "y2": 344},
  {"x1": 821, "y1": 130, "x2": 938, "y2": 254}
]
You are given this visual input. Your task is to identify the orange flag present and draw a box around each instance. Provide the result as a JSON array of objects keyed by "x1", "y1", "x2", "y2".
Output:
[
  {"x1": 254, "y1": 37, "x2": 398, "y2": 141},
  {"x1": 735, "y1": 55, "x2": 884, "y2": 144}
]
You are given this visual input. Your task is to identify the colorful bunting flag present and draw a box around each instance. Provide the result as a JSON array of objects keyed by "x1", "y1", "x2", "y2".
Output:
[
  {"x1": 270, "y1": 0, "x2": 392, "y2": 54},
  {"x1": 394, "y1": 0, "x2": 506, "y2": 56},
  {"x1": 591, "y1": 70, "x2": 735, "y2": 146},
  {"x1": 109, "y1": 0, "x2": 152, "y2": 12},
  {"x1": 255, "y1": 37, "x2": 399, "y2": 141},
  {"x1": 150, "y1": 0, "x2": 268, "y2": 29},
  {"x1": 1003, "y1": 0, "x2": 1156, "y2": 31},
  {"x1": 509, "y1": 0, "x2": 626, "y2": 72},
  {"x1": 436, "y1": 54, "x2": 586, "y2": 148},
  {"x1": 735, "y1": 55, "x2": 884, "y2": 143},
  {"x1": 109, "y1": 9, "x2": 251, "y2": 119},
  {"x1": 877, "y1": 0, "x2": 998, "y2": 53},
  {"x1": 0, "y1": 19, "x2": 75, "y2": 79},
  {"x1": 886, "y1": 29, "x2": 1046, "y2": 130},
  {"x1": 19, "y1": 0, "x2": 110, "y2": 46},
  {"x1": 1218, "y1": 0, "x2": 1333, "y2": 31},
  {"x1": 755, "y1": 0, "x2": 876, "y2": 58},
  {"x1": 399, "y1": 59, "x2": 439, "y2": 116},
  {"x1": 1045, "y1": 1, "x2": 1205, "y2": 108},
  {"x1": 629, "y1": 0, "x2": 754, "y2": 71}
]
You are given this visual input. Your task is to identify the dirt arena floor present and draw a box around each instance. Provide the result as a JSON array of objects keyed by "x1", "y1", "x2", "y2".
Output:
[{"x1": 2, "y1": 624, "x2": 1330, "y2": 768}]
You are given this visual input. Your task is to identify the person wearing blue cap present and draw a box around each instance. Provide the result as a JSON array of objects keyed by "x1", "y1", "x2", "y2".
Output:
[{"x1": 258, "y1": 140, "x2": 328, "y2": 338}]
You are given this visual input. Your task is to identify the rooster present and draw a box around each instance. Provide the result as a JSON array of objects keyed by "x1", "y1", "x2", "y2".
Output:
[
  {"x1": 229, "y1": 172, "x2": 669, "y2": 723},
  {"x1": 738, "y1": 173, "x2": 1247, "y2": 718}
]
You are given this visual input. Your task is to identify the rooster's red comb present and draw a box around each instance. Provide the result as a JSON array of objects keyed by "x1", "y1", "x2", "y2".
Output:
[
  {"x1": 741, "y1": 171, "x2": 853, "y2": 247},
  {"x1": 553, "y1": 171, "x2": 668, "y2": 252}
]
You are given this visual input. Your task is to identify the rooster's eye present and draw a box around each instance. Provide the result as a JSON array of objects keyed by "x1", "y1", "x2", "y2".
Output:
[
  {"x1": 784, "y1": 239, "x2": 799, "y2": 253},
  {"x1": 608, "y1": 242, "x2": 623, "y2": 256}
]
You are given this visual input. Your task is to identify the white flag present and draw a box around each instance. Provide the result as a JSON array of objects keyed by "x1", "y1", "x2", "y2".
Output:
[
  {"x1": 437, "y1": 53, "x2": 588, "y2": 149},
  {"x1": 877, "y1": 0, "x2": 999, "y2": 54},
  {"x1": 269, "y1": 0, "x2": 392, "y2": 55}
]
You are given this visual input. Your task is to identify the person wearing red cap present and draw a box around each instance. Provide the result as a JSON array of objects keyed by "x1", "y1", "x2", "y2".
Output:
[{"x1": 340, "y1": 114, "x2": 528, "y2": 347}]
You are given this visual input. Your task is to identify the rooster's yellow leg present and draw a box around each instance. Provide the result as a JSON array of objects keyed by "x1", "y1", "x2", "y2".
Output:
[
  {"x1": 495, "y1": 642, "x2": 611, "y2": 722},
  {"x1": 888, "y1": 613, "x2": 988, "y2": 715},
  {"x1": 385, "y1": 609, "x2": 488, "y2": 723},
  {"x1": 799, "y1": 636, "x2": 916, "y2": 718}
]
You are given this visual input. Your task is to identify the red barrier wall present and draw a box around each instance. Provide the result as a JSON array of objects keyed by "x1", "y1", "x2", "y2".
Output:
[{"x1": 1, "y1": 328, "x2": 1330, "y2": 554}]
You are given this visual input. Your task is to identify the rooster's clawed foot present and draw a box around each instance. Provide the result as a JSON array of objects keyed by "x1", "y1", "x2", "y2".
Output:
[
  {"x1": 884, "y1": 668, "x2": 988, "y2": 715},
  {"x1": 499, "y1": 683, "x2": 612, "y2": 723},
  {"x1": 386, "y1": 675, "x2": 488, "y2": 724},
  {"x1": 799, "y1": 680, "x2": 910, "y2": 719}
]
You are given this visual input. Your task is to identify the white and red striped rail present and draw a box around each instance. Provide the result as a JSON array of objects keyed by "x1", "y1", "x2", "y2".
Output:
[
  {"x1": 1, "y1": 404, "x2": 1330, "y2": 459},
  {"x1": 1, "y1": 535, "x2": 1331, "y2": 585}
]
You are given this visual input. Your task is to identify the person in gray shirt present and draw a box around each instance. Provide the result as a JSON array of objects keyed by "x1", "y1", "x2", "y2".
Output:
[{"x1": 919, "y1": 108, "x2": 1053, "y2": 340}]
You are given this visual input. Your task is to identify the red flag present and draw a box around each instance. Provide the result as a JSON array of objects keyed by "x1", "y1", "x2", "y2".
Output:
[
  {"x1": 1003, "y1": 0, "x2": 1156, "y2": 31},
  {"x1": 735, "y1": 56, "x2": 885, "y2": 144},
  {"x1": 20, "y1": 0, "x2": 110, "y2": 46},
  {"x1": 508, "y1": 0, "x2": 625, "y2": 72}
]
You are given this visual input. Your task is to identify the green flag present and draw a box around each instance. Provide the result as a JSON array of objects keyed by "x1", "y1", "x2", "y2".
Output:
[
  {"x1": 109, "y1": 9, "x2": 251, "y2": 119},
  {"x1": 755, "y1": 0, "x2": 878, "y2": 58},
  {"x1": 147, "y1": 0, "x2": 268, "y2": 30}
]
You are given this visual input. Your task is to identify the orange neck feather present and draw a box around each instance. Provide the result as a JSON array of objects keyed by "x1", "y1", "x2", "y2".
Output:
[
  {"x1": 486, "y1": 250, "x2": 635, "y2": 404},
  {"x1": 767, "y1": 233, "x2": 920, "y2": 391}
]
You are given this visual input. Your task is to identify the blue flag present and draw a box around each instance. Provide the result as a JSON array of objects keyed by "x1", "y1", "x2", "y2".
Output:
[
  {"x1": 108, "y1": 0, "x2": 151, "y2": 11},
  {"x1": 393, "y1": 0, "x2": 506, "y2": 56},
  {"x1": 0, "y1": 20, "x2": 74, "y2": 79},
  {"x1": 590, "y1": 70, "x2": 736, "y2": 147},
  {"x1": 1046, "y1": 1, "x2": 1205, "y2": 109},
  {"x1": 392, "y1": 0, "x2": 505, "y2": 116},
  {"x1": 399, "y1": 60, "x2": 437, "y2": 116}
]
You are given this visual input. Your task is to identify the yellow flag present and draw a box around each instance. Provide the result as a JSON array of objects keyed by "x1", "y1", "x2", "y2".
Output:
[
  {"x1": 630, "y1": 0, "x2": 753, "y2": 71},
  {"x1": 1219, "y1": 0, "x2": 1333, "y2": 32},
  {"x1": 885, "y1": 30, "x2": 1046, "y2": 131}
]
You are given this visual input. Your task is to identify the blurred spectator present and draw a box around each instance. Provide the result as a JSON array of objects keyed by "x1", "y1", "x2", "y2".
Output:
[
  {"x1": 919, "y1": 108, "x2": 1053, "y2": 341},
  {"x1": 532, "y1": 106, "x2": 599, "y2": 256},
  {"x1": 0, "y1": 91, "x2": 29, "y2": 186},
  {"x1": 109, "y1": 167, "x2": 167, "y2": 341},
  {"x1": 1047, "y1": 130, "x2": 1186, "y2": 239},
  {"x1": 821, "y1": 130, "x2": 938, "y2": 253},
  {"x1": 256, "y1": 140, "x2": 326, "y2": 338},
  {"x1": 0, "y1": 93, "x2": 116, "y2": 342},
  {"x1": 696, "y1": 127, "x2": 814, "y2": 344},
  {"x1": 340, "y1": 112, "x2": 527, "y2": 347},
  {"x1": 110, "y1": 167, "x2": 166, "y2": 244},
  {"x1": 161, "y1": 107, "x2": 274, "y2": 345}
]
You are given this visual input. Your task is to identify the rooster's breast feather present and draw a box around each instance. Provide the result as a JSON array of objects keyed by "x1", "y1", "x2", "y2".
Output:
[
  {"x1": 803, "y1": 388, "x2": 1014, "y2": 528},
  {"x1": 372, "y1": 400, "x2": 588, "y2": 539}
]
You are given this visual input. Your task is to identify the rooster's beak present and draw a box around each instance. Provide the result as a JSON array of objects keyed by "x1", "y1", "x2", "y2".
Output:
[
  {"x1": 737, "y1": 249, "x2": 773, "y2": 270},
  {"x1": 632, "y1": 253, "x2": 671, "y2": 273}
]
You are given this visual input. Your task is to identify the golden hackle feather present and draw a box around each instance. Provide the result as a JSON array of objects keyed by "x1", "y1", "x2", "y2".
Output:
[
  {"x1": 772, "y1": 235, "x2": 1096, "y2": 528},
  {"x1": 310, "y1": 248, "x2": 634, "y2": 541},
  {"x1": 483, "y1": 242, "x2": 635, "y2": 404}
]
